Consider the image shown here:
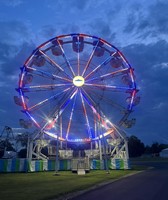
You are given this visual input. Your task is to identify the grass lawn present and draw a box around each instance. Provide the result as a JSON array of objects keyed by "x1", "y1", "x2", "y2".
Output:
[{"x1": 0, "y1": 170, "x2": 138, "y2": 200}]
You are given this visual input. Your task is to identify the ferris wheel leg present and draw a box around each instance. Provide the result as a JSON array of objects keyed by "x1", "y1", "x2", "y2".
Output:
[
  {"x1": 98, "y1": 139, "x2": 102, "y2": 161},
  {"x1": 125, "y1": 139, "x2": 129, "y2": 160},
  {"x1": 27, "y1": 140, "x2": 33, "y2": 160},
  {"x1": 98, "y1": 139, "x2": 104, "y2": 169}
]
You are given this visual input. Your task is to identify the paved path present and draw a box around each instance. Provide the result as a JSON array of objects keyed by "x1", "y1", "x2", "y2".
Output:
[{"x1": 69, "y1": 162, "x2": 168, "y2": 200}]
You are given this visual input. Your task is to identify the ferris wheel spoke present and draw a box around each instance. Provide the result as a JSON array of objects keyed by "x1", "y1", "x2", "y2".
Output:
[
  {"x1": 42, "y1": 88, "x2": 78, "y2": 130},
  {"x1": 82, "y1": 40, "x2": 99, "y2": 77},
  {"x1": 81, "y1": 89, "x2": 100, "y2": 120},
  {"x1": 54, "y1": 88, "x2": 78, "y2": 118},
  {"x1": 21, "y1": 83, "x2": 72, "y2": 92},
  {"x1": 39, "y1": 50, "x2": 64, "y2": 71},
  {"x1": 81, "y1": 88, "x2": 104, "y2": 122},
  {"x1": 26, "y1": 66, "x2": 72, "y2": 83},
  {"x1": 82, "y1": 89, "x2": 119, "y2": 134},
  {"x1": 56, "y1": 39, "x2": 76, "y2": 77},
  {"x1": 66, "y1": 89, "x2": 78, "y2": 139},
  {"x1": 84, "y1": 83, "x2": 133, "y2": 92},
  {"x1": 80, "y1": 90, "x2": 92, "y2": 138},
  {"x1": 38, "y1": 50, "x2": 72, "y2": 79},
  {"x1": 81, "y1": 88, "x2": 96, "y2": 108},
  {"x1": 86, "y1": 89, "x2": 125, "y2": 112},
  {"x1": 76, "y1": 36, "x2": 80, "y2": 76},
  {"x1": 86, "y1": 68, "x2": 129, "y2": 82},
  {"x1": 81, "y1": 89, "x2": 109, "y2": 130},
  {"x1": 28, "y1": 87, "x2": 73, "y2": 111},
  {"x1": 84, "y1": 52, "x2": 117, "y2": 80}
]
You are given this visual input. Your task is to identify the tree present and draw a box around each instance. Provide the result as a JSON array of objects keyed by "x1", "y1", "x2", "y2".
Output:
[
  {"x1": 144, "y1": 145, "x2": 152, "y2": 154},
  {"x1": 0, "y1": 150, "x2": 4, "y2": 158},
  {"x1": 0, "y1": 140, "x2": 16, "y2": 158},
  {"x1": 18, "y1": 148, "x2": 27, "y2": 158},
  {"x1": 128, "y1": 135, "x2": 145, "y2": 157},
  {"x1": 144, "y1": 143, "x2": 168, "y2": 156},
  {"x1": 15, "y1": 132, "x2": 29, "y2": 149},
  {"x1": 0, "y1": 140, "x2": 15, "y2": 151},
  {"x1": 159, "y1": 143, "x2": 168, "y2": 151},
  {"x1": 41, "y1": 146, "x2": 48, "y2": 157},
  {"x1": 16, "y1": 132, "x2": 29, "y2": 147},
  {"x1": 150, "y1": 142, "x2": 164, "y2": 156}
]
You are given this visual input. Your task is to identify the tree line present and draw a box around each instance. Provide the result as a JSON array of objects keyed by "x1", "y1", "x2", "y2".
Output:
[{"x1": 128, "y1": 135, "x2": 168, "y2": 157}]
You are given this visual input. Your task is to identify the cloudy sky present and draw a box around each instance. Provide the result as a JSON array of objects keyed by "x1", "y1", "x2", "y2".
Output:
[{"x1": 0, "y1": 0, "x2": 168, "y2": 144}]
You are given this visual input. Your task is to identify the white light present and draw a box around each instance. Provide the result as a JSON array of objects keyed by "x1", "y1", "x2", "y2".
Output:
[
  {"x1": 73, "y1": 76, "x2": 85, "y2": 87},
  {"x1": 48, "y1": 120, "x2": 52, "y2": 123},
  {"x1": 105, "y1": 119, "x2": 109, "y2": 123}
]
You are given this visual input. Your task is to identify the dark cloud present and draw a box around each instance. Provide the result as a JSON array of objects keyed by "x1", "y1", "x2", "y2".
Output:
[
  {"x1": 0, "y1": 20, "x2": 35, "y2": 77},
  {"x1": 47, "y1": 0, "x2": 89, "y2": 11},
  {"x1": 124, "y1": 13, "x2": 137, "y2": 33},
  {"x1": 106, "y1": 1, "x2": 122, "y2": 19},
  {"x1": 147, "y1": 1, "x2": 168, "y2": 33},
  {"x1": 0, "y1": 85, "x2": 24, "y2": 127},
  {"x1": 124, "y1": 1, "x2": 168, "y2": 39},
  {"x1": 39, "y1": 25, "x2": 57, "y2": 38},
  {"x1": 0, "y1": 42, "x2": 35, "y2": 77},
  {"x1": 0, "y1": 43, "x2": 18, "y2": 62},
  {"x1": 122, "y1": 40, "x2": 168, "y2": 144},
  {"x1": 0, "y1": 20, "x2": 31, "y2": 45},
  {"x1": 123, "y1": 1, "x2": 145, "y2": 34},
  {"x1": 0, "y1": 42, "x2": 34, "y2": 129},
  {"x1": 0, "y1": 42, "x2": 36, "y2": 128},
  {"x1": 89, "y1": 18, "x2": 115, "y2": 41},
  {"x1": 70, "y1": 0, "x2": 88, "y2": 10},
  {"x1": 0, "y1": 0, "x2": 23, "y2": 7}
]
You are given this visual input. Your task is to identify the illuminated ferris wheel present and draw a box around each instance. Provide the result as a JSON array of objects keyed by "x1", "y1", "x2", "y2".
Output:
[{"x1": 15, "y1": 33, "x2": 140, "y2": 143}]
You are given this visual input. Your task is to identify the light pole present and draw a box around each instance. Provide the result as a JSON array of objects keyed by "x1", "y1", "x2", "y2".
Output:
[
  {"x1": 54, "y1": 132, "x2": 59, "y2": 175},
  {"x1": 54, "y1": 112, "x2": 60, "y2": 176}
]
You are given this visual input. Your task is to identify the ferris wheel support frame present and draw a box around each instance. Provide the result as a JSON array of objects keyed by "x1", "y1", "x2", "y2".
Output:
[{"x1": 26, "y1": 125, "x2": 129, "y2": 166}]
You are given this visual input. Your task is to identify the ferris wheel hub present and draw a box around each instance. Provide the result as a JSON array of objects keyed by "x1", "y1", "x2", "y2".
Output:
[{"x1": 73, "y1": 76, "x2": 85, "y2": 87}]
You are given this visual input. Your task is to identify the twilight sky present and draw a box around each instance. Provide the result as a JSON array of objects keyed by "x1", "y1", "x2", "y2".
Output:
[{"x1": 0, "y1": 0, "x2": 168, "y2": 144}]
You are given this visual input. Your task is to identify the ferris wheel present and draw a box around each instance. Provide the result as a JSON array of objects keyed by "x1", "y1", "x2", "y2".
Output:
[{"x1": 15, "y1": 33, "x2": 140, "y2": 143}]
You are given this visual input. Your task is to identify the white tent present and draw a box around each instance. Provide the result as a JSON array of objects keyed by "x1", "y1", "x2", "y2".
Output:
[{"x1": 160, "y1": 148, "x2": 168, "y2": 158}]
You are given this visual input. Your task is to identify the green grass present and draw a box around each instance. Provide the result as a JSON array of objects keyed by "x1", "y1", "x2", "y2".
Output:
[{"x1": 0, "y1": 170, "x2": 137, "y2": 200}]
